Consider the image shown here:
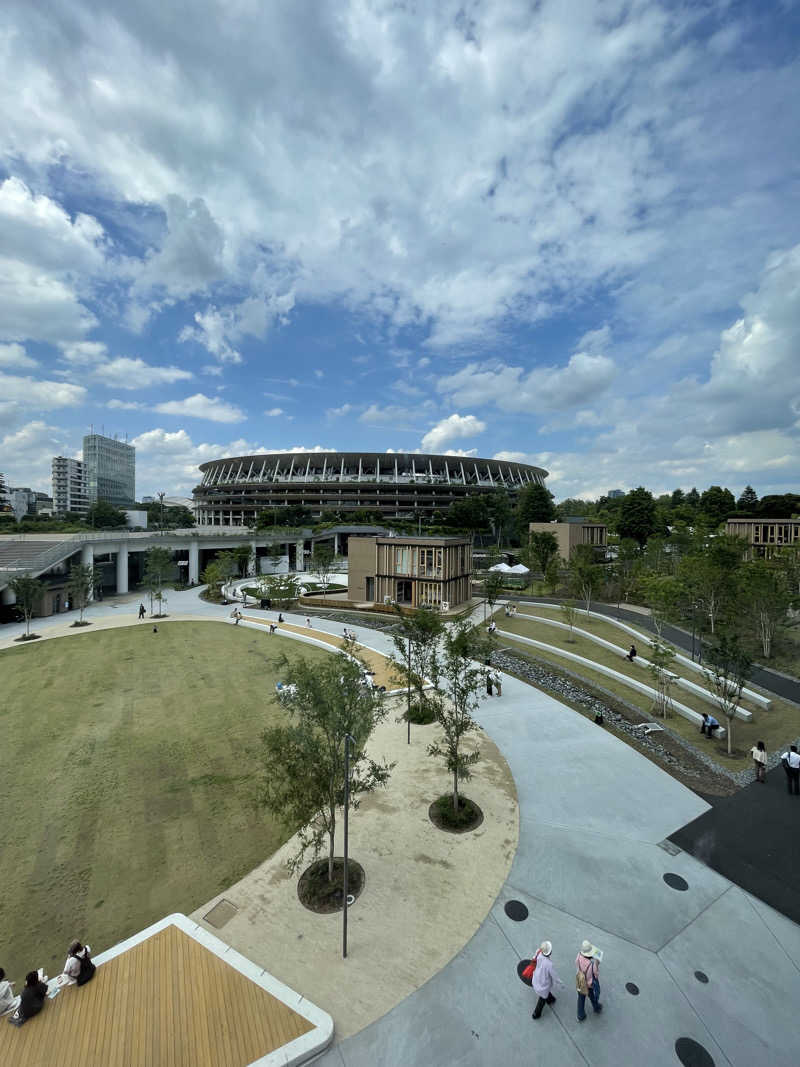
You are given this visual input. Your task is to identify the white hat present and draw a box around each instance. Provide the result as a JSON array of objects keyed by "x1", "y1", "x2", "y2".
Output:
[
  {"x1": 540, "y1": 940, "x2": 552, "y2": 956},
  {"x1": 580, "y1": 940, "x2": 595, "y2": 957}
]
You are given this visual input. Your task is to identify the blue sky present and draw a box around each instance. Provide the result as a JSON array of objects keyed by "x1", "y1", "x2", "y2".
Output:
[{"x1": 1, "y1": 0, "x2": 799, "y2": 502}]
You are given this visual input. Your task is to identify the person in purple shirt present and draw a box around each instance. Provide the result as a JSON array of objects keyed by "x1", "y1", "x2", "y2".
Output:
[{"x1": 531, "y1": 940, "x2": 564, "y2": 1019}]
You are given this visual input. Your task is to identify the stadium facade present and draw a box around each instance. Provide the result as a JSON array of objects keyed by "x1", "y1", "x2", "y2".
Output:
[{"x1": 194, "y1": 451, "x2": 548, "y2": 526}]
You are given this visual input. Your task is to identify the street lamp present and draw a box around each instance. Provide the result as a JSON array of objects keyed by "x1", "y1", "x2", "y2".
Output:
[
  {"x1": 158, "y1": 491, "x2": 165, "y2": 536},
  {"x1": 342, "y1": 732, "x2": 356, "y2": 960}
]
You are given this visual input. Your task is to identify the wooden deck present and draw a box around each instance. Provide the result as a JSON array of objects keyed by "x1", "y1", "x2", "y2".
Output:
[{"x1": 1, "y1": 921, "x2": 324, "y2": 1067}]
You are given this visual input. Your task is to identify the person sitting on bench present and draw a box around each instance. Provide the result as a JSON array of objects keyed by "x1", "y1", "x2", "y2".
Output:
[
  {"x1": 62, "y1": 941, "x2": 95, "y2": 986},
  {"x1": 17, "y1": 972, "x2": 47, "y2": 1022},
  {"x1": 626, "y1": 644, "x2": 637, "y2": 661},
  {"x1": 700, "y1": 713, "x2": 720, "y2": 738},
  {"x1": 0, "y1": 968, "x2": 19, "y2": 1016}
]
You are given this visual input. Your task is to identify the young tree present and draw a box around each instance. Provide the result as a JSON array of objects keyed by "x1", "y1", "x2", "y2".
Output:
[
  {"x1": 617, "y1": 487, "x2": 657, "y2": 547},
  {"x1": 427, "y1": 623, "x2": 484, "y2": 813},
  {"x1": 544, "y1": 556, "x2": 562, "y2": 595},
  {"x1": 641, "y1": 574, "x2": 681, "y2": 637},
  {"x1": 526, "y1": 530, "x2": 559, "y2": 576},
  {"x1": 310, "y1": 542, "x2": 341, "y2": 590},
  {"x1": 66, "y1": 562, "x2": 96, "y2": 624},
  {"x1": 738, "y1": 562, "x2": 791, "y2": 659},
  {"x1": 143, "y1": 546, "x2": 173, "y2": 615},
  {"x1": 10, "y1": 573, "x2": 45, "y2": 637},
  {"x1": 200, "y1": 560, "x2": 225, "y2": 598},
  {"x1": 647, "y1": 639, "x2": 677, "y2": 719},
  {"x1": 390, "y1": 606, "x2": 445, "y2": 735},
  {"x1": 483, "y1": 570, "x2": 505, "y2": 621},
  {"x1": 215, "y1": 550, "x2": 240, "y2": 591},
  {"x1": 255, "y1": 649, "x2": 393, "y2": 882},
  {"x1": 559, "y1": 598, "x2": 577, "y2": 642},
  {"x1": 568, "y1": 543, "x2": 602, "y2": 616},
  {"x1": 257, "y1": 572, "x2": 300, "y2": 607},
  {"x1": 703, "y1": 633, "x2": 751, "y2": 756}
]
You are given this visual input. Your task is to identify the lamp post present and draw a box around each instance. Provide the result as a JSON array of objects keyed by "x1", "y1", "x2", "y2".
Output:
[
  {"x1": 342, "y1": 732, "x2": 356, "y2": 960},
  {"x1": 158, "y1": 491, "x2": 165, "y2": 536}
]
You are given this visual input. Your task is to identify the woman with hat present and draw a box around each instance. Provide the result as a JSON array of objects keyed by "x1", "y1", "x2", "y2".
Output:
[
  {"x1": 575, "y1": 940, "x2": 602, "y2": 1021},
  {"x1": 531, "y1": 940, "x2": 564, "y2": 1019}
]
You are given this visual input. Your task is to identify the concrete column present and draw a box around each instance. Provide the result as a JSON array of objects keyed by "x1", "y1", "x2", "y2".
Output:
[
  {"x1": 334, "y1": 533, "x2": 340, "y2": 555},
  {"x1": 81, "y1": 543, "x2": 94, "y2": 601},
  {"x1": 1, "y1": 586, "x2": 15, "y2": 606},
  {"x1": 189, "y1": 543, "x2": 199, "y2": 585},
  {"x1": 116, "y1": 544, "x2": 129, "y2": 595},
  {"x1": 295, "y1": 540, "x2": 305, "y2": 572},
  {"x1": 249, "y1": 541, "x2": 257, "y2": 576}
]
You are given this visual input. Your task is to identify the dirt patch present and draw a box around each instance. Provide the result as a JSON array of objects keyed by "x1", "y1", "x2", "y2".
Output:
[{"x1": 297, "y1": 857, "x2": 365, "y2": 914}]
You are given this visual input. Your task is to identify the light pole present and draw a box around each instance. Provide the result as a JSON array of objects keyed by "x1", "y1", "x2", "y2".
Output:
[
  {"x1": 158, "y1": 491, "x2": 165, "y2": 536},
  {"x1": 342, "y1": 732, "x2": 356, "y2": 960},
  {"x1": 407, "y1": 633, "x2": 412, "y2": 745}
]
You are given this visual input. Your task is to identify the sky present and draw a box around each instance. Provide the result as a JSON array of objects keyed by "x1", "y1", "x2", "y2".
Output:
[{"x1": 1, "y1": 0, "x2": 799, "y2": 503}]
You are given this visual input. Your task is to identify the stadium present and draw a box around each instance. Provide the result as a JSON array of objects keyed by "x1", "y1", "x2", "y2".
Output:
[{"x1": 194, "y1": 451, "x2": 548, "y2": 526}]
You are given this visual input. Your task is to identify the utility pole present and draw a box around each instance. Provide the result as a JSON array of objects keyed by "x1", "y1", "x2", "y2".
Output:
[{"x1": 342, "y1": 733, "x2": 356, "y2": 959}]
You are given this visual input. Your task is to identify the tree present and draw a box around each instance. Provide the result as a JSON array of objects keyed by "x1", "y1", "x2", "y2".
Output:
[
  {"x1": 86, "y1": 500, "x2": 127, "y2": 528},
  {"x1": 698, "y1": 485, "x2": 736, "y2": 529},
  {"x1": 10, "y1": 573, "x2": 45, "y2": 637},
  {"x1": 568, "y1": 543, "x2": 602, "y2": 615},
  {"x1": 200, "y1": 560, "x2": 225, "y2": 599},
  {"x1": 617, "y1": 488, "x2": 657, "y2": 547},
  {"x1": 427, "y1": 623, "x2": 484, "y2": 813},
  {"x1": 559, "y1": 599, "x2": 577, "y2": 642},
  {"x1": 390, "y1": 606, "x2": 445, "y2": 734},
  {"x1": 145, "y1": 501, "x2": 195, "y2": 529},
  {"x1": 516, "y1": 483, "x2": 556, "y2": 525},
  {"x1": 310, "y1": 543, "x2": 341, "y2": 590},
  {"x1": 647, "y1": 639, "x2": 677, "y2": 719},
  {"x1": 445, "y1": 496, "x2": 489, "y2": 534},
  {"x1": 641, "y1": 574, "x2": 681, "y2": 637},
  {"x1": 526, "y1": 530, "x2": 559, "y2": 576},
  {"x1": 254, "y1": 649, "x2": 393, "y2": 882},
  {"x1": 257, "y1": 572, "x2": 300, "y2": 607},
  {"x1": 703, "y1": 633, "x2": 751, "y2": 756},
  {"x1": 231, "y1": 544, "x2": 254, "y2": 578},
  {"x1": 143, "y1": 546, "x2": 173, "y2": 616},
  {"x1": 66, "y1": 563, "x2": 96, "y2": 624},
  {"x1": 738, "y1": 562, "x2": 791, "y2": 659},
  {"x1": 736, "y1": 485, "x2": 759, "y2": 513},
  {"x1": 483, "y1": 570, "x2": 505, "y2": 621},
  {"x1": 544, "y1": 556, "x2": 561, "y2": 594},
  {"x1": 485, "y1": 489, "x2": 513, "y2": 545}
]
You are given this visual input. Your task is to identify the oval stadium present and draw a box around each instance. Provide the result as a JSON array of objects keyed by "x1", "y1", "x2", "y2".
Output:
[{"x1": 194, "y1": 451, "x2": 548, "y2": 526}]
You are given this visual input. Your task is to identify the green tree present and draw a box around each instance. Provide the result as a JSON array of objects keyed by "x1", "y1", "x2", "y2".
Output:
[
  {"x1": 254, "y1": 649, "x2": 393, "y2": 882},
  {"x1": 143, "y1": 546, "x2": 173, "y2": 616},
  {"x1": 703, "y1": 633, "x2": 751, "y2": 756},
  {"x1": 390, "y1": 606, "x2": 445, "y2": 734},
  {"x1": 485, "y1": 489, "x2": 513, "y2": 545},
  {"x1": 516, "y1": 483, "x2": 556, "y2": 525},
  {"x1": 641, "y1": 574, "x2": 681, "y2": 637},
  {"x1": 568, "y1": 543, "x2": 603, "y2": 615},
  {"x1": 738, "y1": 562, "x2": 791, "y2": 659},
  {"x1": 231, "y1": 543, "x2": 254, "y2": 578},
  {"x1": 256, "y1": 572, "x2": 300, "y2": 607},
  {"x1": 736, "y1": 485, "x2": 759, "y2": 513},
  {"x1": 483, "y1": 570, "x2": 505, "y2": 621},
  {"x1": 698, "y1": 485, "x2": 736, "y2": 528},
  {"x1": 617, "y1": 487, "x2": 657, "y2": 547},
  {"x1": 310, "y1": 542, "x2": 341, "y2": 590},
  {"x1": 427, "y1": 623, "x2": 484, "y2": 813},
  {"x1": 544, "y1": 556, "x2": 562, "y2": 594},
  {"x1": 86, "y1": 500, "x2": 127, "y2": 528},
  {"x1": 526, "y1": 530, "x2": 559, "y2": 576},
  {"x1": 10, "y1": 573, "x2": 45, "y2": 637},
  {"x1": 445, "y1": 496, "x2": 489, "y2": 533},
  {"x1": 200, "y1": 560, "x2": 225, "y2": 599},
  {"x1": 559, "y1": 598, "x2": 577, "y2": 642},
  {"x1": 66, "y1": 563, "x2": 96, "y2": 624},
  {"x1": 647, "y1": 639, "x2": 677, "y2": 719}
]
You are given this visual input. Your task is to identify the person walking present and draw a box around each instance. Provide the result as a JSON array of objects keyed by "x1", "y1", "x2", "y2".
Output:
[
  {"x1": 486, "y1": 671, "x2": 493, "y2": 697},
  {"x1": 575, "y1": 940, "x2": 602, "y2": 1021},
  {"x1": 138, "y1": 603, "x2": 146, "y2": 620},
  {"x1": 494, "y1": 672, "x2": 502, "y2": 697},
  {"x1": 531, "y1": 940, "x2": 563, "y2": 1019},
  {"x1": 781, "y1": 745, "x2": 800, "y2": 795},
  {"x1": 751, "y1": 741, "x2": 767, "y2": 784}
]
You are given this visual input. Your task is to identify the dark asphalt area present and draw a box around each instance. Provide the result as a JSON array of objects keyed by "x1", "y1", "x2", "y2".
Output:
[
  {"x1": 516, "y1": 596, "x2": 800, "y2": 704},
  {"x1": 669, "y1": 763, "x2": 800, "y2": 925}
]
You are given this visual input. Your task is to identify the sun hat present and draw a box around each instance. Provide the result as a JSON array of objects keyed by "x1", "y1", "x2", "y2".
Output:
[
  {"x1": 579, "y1": 940, "x2": 595, "y2": 957},
  {"x1": 539, "y1": 940, "x2": 552, "y2": 956}
]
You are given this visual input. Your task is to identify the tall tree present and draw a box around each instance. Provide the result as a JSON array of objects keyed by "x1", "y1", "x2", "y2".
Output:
[
  {"x1": 737, "y1": 562, "x2": 791, "y2": 659},
  {"x1": 231, "y1": 543, "x2": 254, "y2": 577},
  {"x1": 310, "y1": 542, "x2": 341, "y2": 590},
  {"x1": 647, "y1": 639, "x2": 677, "y2": 719},
  {"x1": 255, "y1": 649, "x2": 393, "y2": 882},
  {"x1": 66, "y1": 563, "x2": 96, "y2": 624},
  {"x1": 143, "y1": 546, "x2": 173, "y2": 616},
  {"x1": 698, "y1": 485, "x2": 736, "y2": 528},
  {"x1": 568, "y1": 543, "x2": 603, "y2": 615},
  {"x1": 617, "y1": 487, "x2": 657, "y2": 547},
  {"x1": 525, "y1": 530, "x2": 559, "y2": 576},
  {"x1": 485, "y1": 488, "x2": 513, "y2": 546},
  {"x1": 10, "y1": 574, "x2": 45, "y2": 637},
  {"x1": 427, "y1": 623, "x2": 484, "y2": 813},
  {"x1": 703, "y1": 633, "x2": 751, "y2": 756},
  {"x1": 482, "y1": 570, "x2": 505, "y2": 621},
  {"x1": 86, "y1": 500, "x2": 127, "y2": 528},
  {"x1": 736, "y1": 485, "x2": 759, "y2": 513},
  {"x1": 445, "y1": 495, "x2": 490, "y2": 534},
  {"x1": 516, "y1": 483, "x2": 556, "y2": 525}
]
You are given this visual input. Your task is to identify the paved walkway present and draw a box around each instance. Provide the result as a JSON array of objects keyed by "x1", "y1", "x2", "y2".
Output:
[{"x1": 4, "y1": 590, "x2": 799, "y2": 1065}]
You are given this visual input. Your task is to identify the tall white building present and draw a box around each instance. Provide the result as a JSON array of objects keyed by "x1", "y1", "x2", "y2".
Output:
[{"x1": 52, "y1": 456, "x2": 89, "y2": 516}]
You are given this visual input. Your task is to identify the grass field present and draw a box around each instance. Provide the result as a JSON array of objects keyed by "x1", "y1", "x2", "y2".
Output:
[
  {"x1": 494, "y1": 610, "x2": 800, "y2": 770},
  {"x1": 0, "y1": 621, "x2": 329, "y2": 988}
]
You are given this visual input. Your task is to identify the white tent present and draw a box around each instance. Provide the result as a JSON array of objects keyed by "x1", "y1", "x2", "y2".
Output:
[
  {"x1": 508, "y1": 563, "x2": 530, "y2": 574},
  {"x1": 488, "y1": 562, "x2": 513, "y2": 572}
]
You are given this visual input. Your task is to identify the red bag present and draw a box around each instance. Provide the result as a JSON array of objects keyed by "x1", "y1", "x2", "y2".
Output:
[{"x1": 521, "y1": 951, "x2": 540, "y2": 981}]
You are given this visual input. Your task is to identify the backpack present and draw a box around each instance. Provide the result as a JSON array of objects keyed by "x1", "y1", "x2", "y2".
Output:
[{"x1": 76, "y1": 952, "x2": 96, "y2": 987}]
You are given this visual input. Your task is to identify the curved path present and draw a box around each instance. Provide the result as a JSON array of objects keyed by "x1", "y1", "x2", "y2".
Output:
[{"x1": 3, "y1": 592, "x2": 799, "y2": 1066}]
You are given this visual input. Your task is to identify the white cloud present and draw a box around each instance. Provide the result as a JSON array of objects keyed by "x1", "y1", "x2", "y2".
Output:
[
  {"x1": 264, "y1": 407, "x2": 283, "y2": 416},
  {"x1": 0, "y1": 371, "x2": 86, "y2": 409},
  {"x1": 58, "y1": 341, "x2": 193, "y2": 390},
  {"x1": 421, "y1": 413, "x2": 486, "y2": 452},
  {"x1": 0, "y1": 420, "x2": 73, "y2": 491},
  {"x1": 327, "y1": 403, "x2": 353, "y2": 417},
  {"x1": 0, "y1": 343, "x2": 37, "y2": 369},
  {"x1": 153, "y1": 392, "x2": 246, "y2": 423},
  {"x1": 134, "y1": 195, "x2": 224, "y2": 298},
  {"x1": 107, "y1": 398, "x2": 146, "y2": 410}
]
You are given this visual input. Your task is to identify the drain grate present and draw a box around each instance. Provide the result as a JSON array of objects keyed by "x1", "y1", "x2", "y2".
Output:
[
  {"x1": 203, "y1": 898, "x2": 239, "y2": 929},
  {"x1": 658, "y1": 839, "x2": 681, "y2": 856}
]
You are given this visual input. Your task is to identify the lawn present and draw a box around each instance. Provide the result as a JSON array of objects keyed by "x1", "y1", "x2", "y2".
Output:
[
  {"x1": 0, "y1": 621, "x2": 330, "y2": 988},
  {"x1": 494, "y1": 610, "x2": 800, "y2": 771}
]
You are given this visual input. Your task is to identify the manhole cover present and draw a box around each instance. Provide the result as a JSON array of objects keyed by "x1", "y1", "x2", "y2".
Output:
[
  {"x1": 203, "y1": 898, "x2": 238, "y2": 929},
  {"x1": 674, "y1": 1037, "x2": 715, "y2": 1067},
  {"x1": 504, "y1": 900, "x2": 529, "y2": 922},
  {"x1": 625, "y1": 982, "x2": 639, "y2": 995},
  {"x1": 663, "y1": 872, "x2": 689, "y2": 891},
  {"x1": 694, "y1": 970, "x2": 709, "y2": 983}
]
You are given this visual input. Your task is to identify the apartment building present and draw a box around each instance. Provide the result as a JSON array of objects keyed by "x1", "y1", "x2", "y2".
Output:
[{"x1": 52, "y1": 456, "x2": 89, "y2": 516}]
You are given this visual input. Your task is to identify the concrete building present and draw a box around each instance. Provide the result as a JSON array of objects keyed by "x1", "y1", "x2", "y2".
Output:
[
  {"x1": 607, "y1": 489, "x2": 625, "y2": 499},
  {"x1": 83, "y1": 433, "x2": 136, "y2": 509},
  {"x1": 348, "y1": 535, "x2": 472, "y2": 610},
  {"x1": 529, "y1": 518, "x2": 607, "y2": 561},
  {"x1": 725, "y1": 517, "x2": 800, "y2": 559},
  {"x1": 52, "y1": 456, "x2": 89, "y2": 516},
  {"x1": 194, "y1": 451, "x2": 548, "y2": 525}
]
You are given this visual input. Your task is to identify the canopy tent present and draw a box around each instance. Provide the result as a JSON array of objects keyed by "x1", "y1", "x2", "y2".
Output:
[
  {"x1": 488, "y1": 562, "x2": 513, "y2": 572},
  {"x1": 508, "y1": 563, "x2": 530, "y2": 574}
]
